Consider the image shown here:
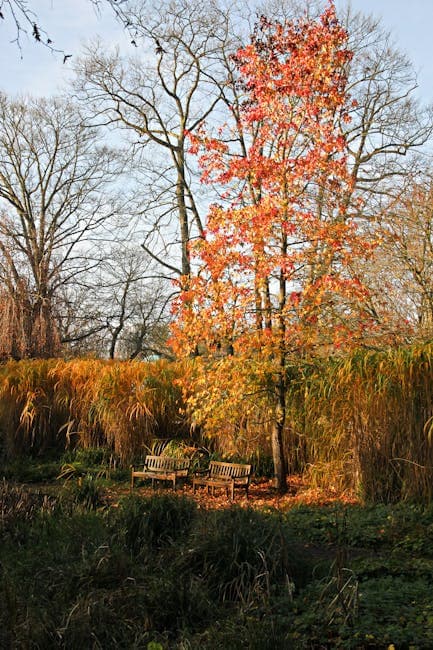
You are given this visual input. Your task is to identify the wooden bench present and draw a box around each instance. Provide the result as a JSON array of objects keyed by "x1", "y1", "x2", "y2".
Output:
[
  {"x1": 131, "y1": 455, "x2": 191, "y2": 490},
  {"x1": 192, "y1": 461, "x2": 252, "y2": 500}
]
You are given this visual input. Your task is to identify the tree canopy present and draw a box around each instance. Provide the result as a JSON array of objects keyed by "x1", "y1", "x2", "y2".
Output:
[{"x1": 171, "y1": 2, "x2": 380, "y2": 492}]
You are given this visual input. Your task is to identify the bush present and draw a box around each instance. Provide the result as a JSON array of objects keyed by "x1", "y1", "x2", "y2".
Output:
[
  {"x1": 112, "y1": 493, "x2": 198, "y2": 554},
  {"x1": 0, "y1": 480, "x2": 58, "y2": 541},
  {"x1": 176, "y1": 507, "x2": 310, "y2": 606},
  {"x1": 67, "y1": 474, "x2": 106, "y2": 511},
  {"x1": 61, "y1": 447, "x2": 112, "y2": 467},
  {"x1": 1, "y1": 458, "x2": 62, "y2": 483}
]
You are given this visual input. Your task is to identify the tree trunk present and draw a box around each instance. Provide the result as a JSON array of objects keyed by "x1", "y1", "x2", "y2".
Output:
[
  {"x1": 271, "y1": 377, "x2": 288, "y2": 494},
  {"x1": 176, "y1": 149, "x2": 191, "y2": 281}
]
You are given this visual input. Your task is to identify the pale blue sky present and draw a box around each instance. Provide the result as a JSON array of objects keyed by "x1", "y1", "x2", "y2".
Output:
[
  {"x1": 1, "y1": 0, "x2": 129, "y2": 96},
  {"x1": 1, "y1": 0, "x2": 432, "y2": 103},
  {"x1": 338, "y1": 0, "x2": 433, "y2": 102}
]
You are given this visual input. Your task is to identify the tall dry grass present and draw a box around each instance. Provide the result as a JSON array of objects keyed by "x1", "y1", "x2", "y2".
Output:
[
  {"x1": 0, "y1": 359, "x2": 67, "y2": 458},
  {"x1": 286, "y1": 345, "x2": 433, "y2": 501},
  {"x1": 0, "y1": 358, "x2": 188, "y2": 463},
  {"x1": 3, "y1": 347, "x2": 433, "y2": 502}
]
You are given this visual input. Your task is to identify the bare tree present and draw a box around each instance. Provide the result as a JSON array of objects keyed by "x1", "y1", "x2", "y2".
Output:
[
  {"x1": 101, "y1": 247, "x2": 172, "y2": 359},
  {"x1": 74, "y1": 0, "x2": 240, "y2": 285},
  {"x1": 0, "y1": 93, "x2": 124, "y2": 359},
  {"x1": 102, "y1": 249, "x2": 172, "y2": 360},
  {"x1": 0, "y1": 0, "x2": 58, "y2": 52},
  {"x1": 71, "y1": 1, "x2": 433, "y2": 355},
  {"x1": 341, "y1": 8, "x2": 433, "y2": 213},
  {"x1": 57, "y1": 241, "x2": 174, "y2": 359},
  {"x1": 362, "y1": 173, "x2": 433, "y2": 342},
  {"x1": 326, "y1": 9, "x2": 433, "y2": 344}
]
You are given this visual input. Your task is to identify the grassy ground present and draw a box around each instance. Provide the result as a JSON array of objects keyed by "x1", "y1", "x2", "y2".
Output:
[{"x1": 2, "y1": 455, "x2": 433, "y2": 648}]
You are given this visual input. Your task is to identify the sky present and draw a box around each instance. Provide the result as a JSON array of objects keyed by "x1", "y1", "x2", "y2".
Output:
[
  {"x1": 1, "y1": 0, "x2": 433, "y2": 103},
  {"x1": 338, "y1": 0, "x2": 433, "y2": 103},
  {"x1": 0, "y1": 0, "x2": 130, "y2": 96}
]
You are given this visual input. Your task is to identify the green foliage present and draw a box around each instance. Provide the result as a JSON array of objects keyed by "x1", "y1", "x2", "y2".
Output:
[
  {"x1": 0, "y1": 446, "x2": 130, "y2": 492},
  {"x1": 57, "y1": 446, "x2": 129, "y2": 488},
  {"x1": 112, "y1": 493, "x2": 198, "y2": 553},
  {"x1": 62, "y1": 446, "x2": 112, "y2": 466},
  {"x1": 1, "y1": 458, "x2": 61, "y2": 483},
  {"x1": 3, "y1": 489, "x2": 433, "y2": 648},
  {"x1": 176, "y1": 506, "x2": 312, "y2": 608},
  {"x1": 281, "y1": 503, "x2": 433, "y2": 648},
  {"x1": 67, "y1": 474, "x2": 106, "y2": 511},
  {"x1": 0, "y1": 480, "x2": 58, "y2": 542}
]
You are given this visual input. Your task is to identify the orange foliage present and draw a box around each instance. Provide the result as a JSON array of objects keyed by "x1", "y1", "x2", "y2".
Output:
[
  {"x1": 172, "y1": 2, "x2": 375, "y2": 362},
  {"x1": 171, "y1": 3, "x2": 377, "y2": 491}
]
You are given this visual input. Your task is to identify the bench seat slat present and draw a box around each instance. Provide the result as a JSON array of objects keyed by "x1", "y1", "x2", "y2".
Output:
[
  {"x1": 131, "y1": 455, "x2": 191, "y2": 490},
  {"x1": 193, "y1": 461, "x2": 252, "y2": 500}
]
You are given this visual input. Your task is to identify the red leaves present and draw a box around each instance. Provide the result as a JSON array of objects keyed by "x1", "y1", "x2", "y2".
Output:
[{"x1": 173, "y1": 2, "x2": 375, "y2": 363}]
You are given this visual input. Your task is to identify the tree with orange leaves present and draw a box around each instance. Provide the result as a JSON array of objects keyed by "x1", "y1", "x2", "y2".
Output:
[{"x1": 171, "y1": 2, "x2": 375, "y2": 493}]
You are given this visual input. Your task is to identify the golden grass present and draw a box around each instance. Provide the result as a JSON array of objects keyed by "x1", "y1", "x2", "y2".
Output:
[
  {"x1": 0, "y1": 358, "x2": 188, "y2": 463},
  {"x1": 2, "y1": 346, "x2": 433, "y2": 502},
  {"x1": 286, "y1": 345, "x2": 433, "y2": 501}
]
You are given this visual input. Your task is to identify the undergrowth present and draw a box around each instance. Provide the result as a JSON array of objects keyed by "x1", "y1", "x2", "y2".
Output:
[{"x1": 2, "y1": 481, "x2": 433, "y2": 648}]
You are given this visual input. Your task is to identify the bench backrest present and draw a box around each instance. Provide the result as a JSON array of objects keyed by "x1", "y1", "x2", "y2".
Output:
[
  {"x1": 144, "y1": 455, "x2": 191, "y2": 472},
  {"x1": 208, "y1": 461, "x2": 252, "y2": 485}
]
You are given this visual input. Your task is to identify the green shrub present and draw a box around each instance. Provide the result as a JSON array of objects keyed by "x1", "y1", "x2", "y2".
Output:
[
  {"x1": 0, "y1": 480, "x2": 58, "y2": 541},
  {"x1": 4, "y1": 491, "x2": 433, "y2": 648},
  {"x1": 1, "y1": 458, "x2": 62, "y2": 483},
  {"x1": 177, "y1": 507, "x2": 310, "y2": 606},
  {"x1": 67, "y1": 474, "x2": 105, "y2": 511},
  {"x1": 61, "y1": 446, "x2": 112, "y2": 467},
  {"x1": 112, "y1": 493, "x2": 198, "y2": 554}
]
